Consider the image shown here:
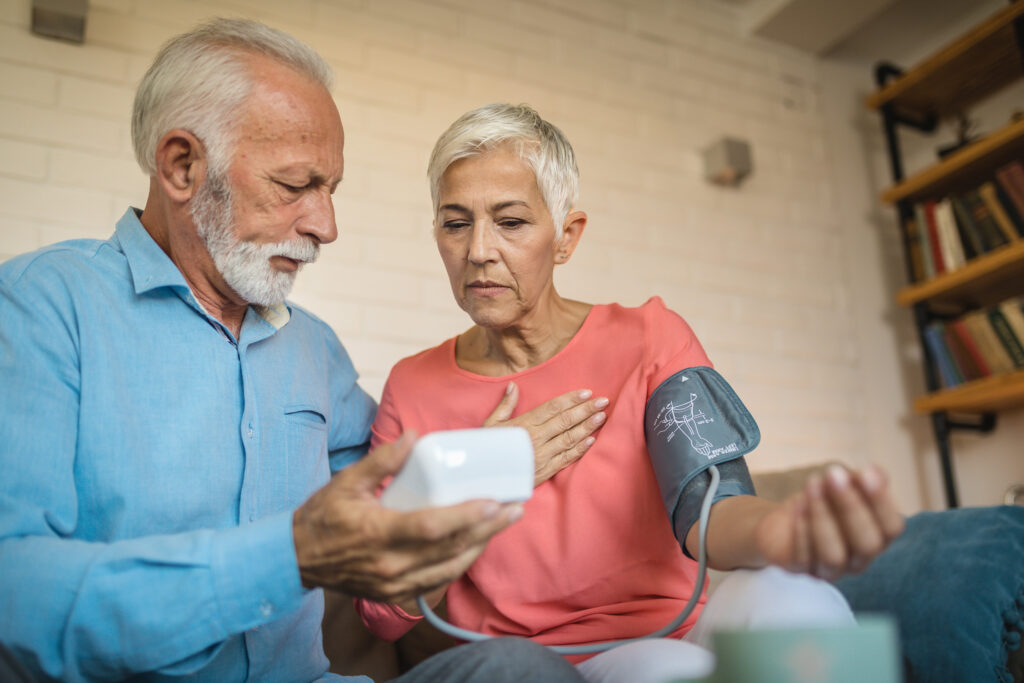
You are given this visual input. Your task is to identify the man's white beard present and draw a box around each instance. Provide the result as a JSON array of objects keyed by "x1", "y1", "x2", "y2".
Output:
[{"x1": 191, "y1": 170, "x2": 319, "y2": 306}]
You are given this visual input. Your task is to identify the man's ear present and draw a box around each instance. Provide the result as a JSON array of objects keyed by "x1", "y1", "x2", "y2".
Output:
[
  {"x1": 153, "y1": 129, "x2": 208, "y2": 204},
  {"x1": 554, "y1": 209, "x2": 587, "y2": 265}
]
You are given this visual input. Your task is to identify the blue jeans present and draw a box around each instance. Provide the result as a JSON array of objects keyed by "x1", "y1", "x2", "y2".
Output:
[{"x1": 391, "y1": 637, "x2": 584, "y2": 683}]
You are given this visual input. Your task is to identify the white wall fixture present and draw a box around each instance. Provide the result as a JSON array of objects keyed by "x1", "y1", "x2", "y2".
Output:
[
  {"x1": 31, "y1": 0, "x2": 88, "y2": 43},
  {"x1": 703, "y1": 137, "x2": 753, "y2": 187}
]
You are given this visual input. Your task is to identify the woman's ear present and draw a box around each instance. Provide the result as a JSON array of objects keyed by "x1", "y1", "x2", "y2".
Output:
[
  {"x1": 153, "y1": 129, "x2": 208, "y2": 205},
  {"x1": 554, "y1": 209, "x2": 587, "y2": 264}
]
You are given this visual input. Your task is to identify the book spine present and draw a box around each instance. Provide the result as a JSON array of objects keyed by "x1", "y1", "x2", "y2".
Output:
[
  {"x1": 943, "y1": 324, "x2": 979, "y2": 381},
  {"x1": 934, "y1": 198, "x2": 966, "y2": 269},
  {"x1": 914, "y1": 203, "x2": 936, "y2": 279},
  {"x1": 950, "y1": 195, "x2": 986, "y2": 257},
  {"x1": 993, "y1": 179, "x2": 1024, "y2": 238},
  {"x1": 964, "y1": 310, "x2": 1014, "y2": 374},
  {"x1": 923, "y1": 323, "x2": 960, "y2": 387},
  {"x1": 1000, "y1": 161, "x2": 1024, "y2": 212},
  {"x1": 1000, "y1": 298, "x2": 1024, "y2": 350},
  {"x1": 904, "y1": 217, "x2": 925, "y2": 283},
  {"x1": 964, "y1": 189, "x2": 1009, "y2": 250},
  {"x1": 988, "y1": 308, "x2": 1024, "y2": 368},
  {"x1": 950, "y1": 319, "x2": 991, "y2": 378},
  {"x1": 923, "y1": 200, "x2": 946, "y2": 274},
  {"x1": 979, "y1": 182, "x2": 1020, "y2": 242}
]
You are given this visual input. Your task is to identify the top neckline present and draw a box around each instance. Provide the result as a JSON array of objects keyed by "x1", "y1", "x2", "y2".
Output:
[{"x1": 445, "y1": 304, "x2": 602, "y2": 382}]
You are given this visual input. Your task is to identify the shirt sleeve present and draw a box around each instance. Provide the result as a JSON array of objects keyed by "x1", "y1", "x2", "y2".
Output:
[
  {"x1": 353, "y1": 370, "x2": 426, "y2": 640},
  {"x1": 643, "y1": 296, "x2": 714, "y2": 395},
  {"x1": 321, "y1": 322, "x2": 376, "y2": 474},
  {"x1": 0, "y1": 269, "x2": 307, "y2": 681}
]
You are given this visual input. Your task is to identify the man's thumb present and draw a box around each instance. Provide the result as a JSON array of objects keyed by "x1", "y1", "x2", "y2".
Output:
[{"x1": 345, "y1": 431, "x2": 417, "y2": 491}]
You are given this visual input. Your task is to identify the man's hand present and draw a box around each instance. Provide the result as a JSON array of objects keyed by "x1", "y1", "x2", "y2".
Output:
[
  {"x1": 292, "y1": 432, "x2": 523, "y2": 604},
  {"x1": 755, "y1": 464, "x2": 905, "y2": 579},
  {"x1": 483, "y1": 382, "x2": 609, "y2": 486}
]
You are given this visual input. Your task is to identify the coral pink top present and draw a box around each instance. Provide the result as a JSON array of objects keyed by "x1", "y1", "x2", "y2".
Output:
[{"x1": 355, "y1": 297, "x2": 712, "y2": 661}]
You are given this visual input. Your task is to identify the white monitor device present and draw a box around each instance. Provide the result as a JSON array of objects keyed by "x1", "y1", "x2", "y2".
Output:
[{"x1": 380, "y1": 427, "x2": 534, "y2": 511}]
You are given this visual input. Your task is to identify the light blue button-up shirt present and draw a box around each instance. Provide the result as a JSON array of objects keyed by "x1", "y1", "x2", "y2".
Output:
[{"x1": 0, "y1": 209, "x2": 377, "y2": 682}]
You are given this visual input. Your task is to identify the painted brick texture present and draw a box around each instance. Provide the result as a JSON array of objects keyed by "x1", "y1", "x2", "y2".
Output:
[{"x1": 0, "y1": 0, "x2": 874, "y2": 478}]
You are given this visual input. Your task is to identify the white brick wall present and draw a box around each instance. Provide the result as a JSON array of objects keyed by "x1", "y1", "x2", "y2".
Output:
[{"x1": 5, "y1": 0, "x2": 1017, "y2": 510}]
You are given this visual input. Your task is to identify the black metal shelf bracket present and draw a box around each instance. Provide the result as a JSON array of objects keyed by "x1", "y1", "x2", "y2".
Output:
[{"x1": 947, "y1": 413, "x2": 998, "y2": 432}]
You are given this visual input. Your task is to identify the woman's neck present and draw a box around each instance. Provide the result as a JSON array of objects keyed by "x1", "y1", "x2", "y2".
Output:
[{"x1": 456, "y1": 295, "x2": 592, "y2": 376}]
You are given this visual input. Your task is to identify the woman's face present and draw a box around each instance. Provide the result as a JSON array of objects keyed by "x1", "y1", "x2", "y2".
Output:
[{"x1": 434, "y1": 145, "x2": 568, "y2": 330}]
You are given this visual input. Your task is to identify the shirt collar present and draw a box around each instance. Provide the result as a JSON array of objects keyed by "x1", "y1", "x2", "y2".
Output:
[
  {"x1": 116, "y1": 208, "x2": 191, "y2": 296},
  {"x1": 114, "y1": 207, "x2": 292, "y2": 330}
]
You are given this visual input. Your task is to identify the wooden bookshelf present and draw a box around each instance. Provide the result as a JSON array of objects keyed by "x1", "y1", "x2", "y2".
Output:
[
  {"x1": 896, "y1": 240, "x2": 1024, "y2": 310},
  {"x1": 914, "y1": 368, "x2": 1024, "y2": 414},
  {"x1": 870, "y1": 4, "x2": 1024, "y2": 504},
  {"x1": 866, "y1": 2, "x2": 1024, "y2": 121},
  {"x1": 880, "y1": 117, "x2": 1024, "y2": 205}
]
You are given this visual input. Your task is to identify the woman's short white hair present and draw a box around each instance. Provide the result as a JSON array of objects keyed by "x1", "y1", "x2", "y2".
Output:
[
  {"x1": 427, "y1": 103, "x2": 579, "y2": 234},
  {"x1": 132, "y1": 17, "x2": 333, "y2": 177}
]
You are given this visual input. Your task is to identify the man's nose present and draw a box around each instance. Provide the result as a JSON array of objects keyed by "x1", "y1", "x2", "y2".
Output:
[{"x1": 300, "y1": 190, "x2": 338, "y2": 245}]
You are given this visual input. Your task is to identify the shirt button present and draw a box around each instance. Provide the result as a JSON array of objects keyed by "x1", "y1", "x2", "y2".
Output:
[
  {"x1": 247, "y1": 424, "x2": 254, "y2": 437},
  {"x1": 259, "y1": 600, "x2": 274, "y2": 618}
]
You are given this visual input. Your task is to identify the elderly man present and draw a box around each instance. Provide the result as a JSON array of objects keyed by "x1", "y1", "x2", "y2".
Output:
[{"x1": 0, "y1": 18, "x2": 590, "y2": 683}]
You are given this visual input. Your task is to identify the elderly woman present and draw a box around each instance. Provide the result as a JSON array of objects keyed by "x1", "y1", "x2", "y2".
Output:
[{"x1": 356, "y1": 103, "x2": 904, "y2": 681}]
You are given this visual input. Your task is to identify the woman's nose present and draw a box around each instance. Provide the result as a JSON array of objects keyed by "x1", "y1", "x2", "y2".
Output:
[{"x1": 467, "y1": 223, "x2": 497, "y2": 263}]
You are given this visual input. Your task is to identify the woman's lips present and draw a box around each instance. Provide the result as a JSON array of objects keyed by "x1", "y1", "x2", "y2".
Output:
[{"x1": 468, "y1": 281, "x2": 507, "y2": 297}]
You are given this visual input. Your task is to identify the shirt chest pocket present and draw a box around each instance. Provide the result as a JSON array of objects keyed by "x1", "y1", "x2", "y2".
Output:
[{"x1": 284, "y1": 403, "x2": 330, "y2": 505}]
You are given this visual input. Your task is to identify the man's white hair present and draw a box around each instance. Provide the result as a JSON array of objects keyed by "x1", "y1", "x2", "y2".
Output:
[
  {"x1": 427, "y1": 103, "x2": 580, "y2": 234},
  {"x1": 132, "y1": 17, "x2": 333, "y2": 177}
]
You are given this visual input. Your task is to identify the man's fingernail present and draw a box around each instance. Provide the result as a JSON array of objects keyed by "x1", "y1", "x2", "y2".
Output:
[
  {"x1": 584, "y1": 436, "x2": 596, "y2": 448},
  {"x1": 507, "y1": 504, "x2": 524, "y2": 521},
  {"x1": 592, "y1": 412, "x2": 606, "y2": 425},
  {"x1": 861, "y1": 465, "x2": 883, "y2": 492},
  {"x1": 578, "y1": 389, "x2": 593, "y2": 400},
  {"x1": 482, "y1": 502, "x2": 501, "y2": 518},
  {"x1": 827, "y1": 465, "x2": 850, "y2": 489},
  {"x1": 806, "y1": 474, "x2": 823, "y2": 498},
  {"x1": 594, "y1": 397, "x2": 609, "y2": 408},
  {"x1": 506, "y1": 381, "x2": 516, "y2": 395}
]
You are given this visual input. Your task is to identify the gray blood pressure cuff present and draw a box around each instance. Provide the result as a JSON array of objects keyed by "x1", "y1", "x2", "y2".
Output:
[{"x1": 644, "y1": 366, "x2": 759, "y2": 555}]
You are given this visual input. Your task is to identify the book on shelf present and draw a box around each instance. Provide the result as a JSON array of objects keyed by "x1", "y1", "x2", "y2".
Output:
[
  {"x1": 923, "y1": 322, "x2": 962, "y2": 388},
  {"x1": 962, "y1": 189, "x2": 1010, "y2": 252},
  {"x1": 904, "y1": 216, "x2": 925, "y2": 283},
  {"x1": 995, "y1": 161, "x2": 1024, "y2": 220},
  {"x1": 923, "y1": 200, "x2": 946, "y2": 275},
  {"x1": 904, "y1": 171, "x2": 1024, "y2": 284},
  {"x1": 948, "y1": 319, "x2": 990, "y2": 379},
  {"x1": 979, "y1": 182, "x2": 1024, "y2": 241},
  {"x1": 914, "y1": 203, "x2": 935, "y2": 280},
  {"x1": 933, "y1": 198, "x2": 966, "y2": 270},
  {"x1": 962, "y1": 310, "x2": 1015, "y2": 374},
  {"x1": 923, "y1": 297, "x2": 1024, "y2": 389},
  {"x1": 949, "y1": 196, "x2": 985, "y2": 259},
  {"x1": 989, "y1": 307, "x2": 1024, "y2": 368}
]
